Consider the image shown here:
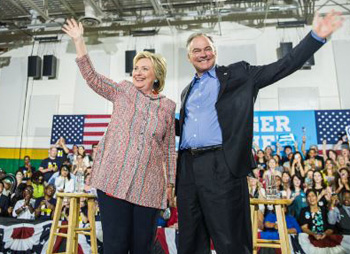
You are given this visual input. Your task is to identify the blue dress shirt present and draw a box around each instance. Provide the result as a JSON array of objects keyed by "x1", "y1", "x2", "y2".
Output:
[{"x1": 180, "y1": 65, "x2": 222, "y2": 149}]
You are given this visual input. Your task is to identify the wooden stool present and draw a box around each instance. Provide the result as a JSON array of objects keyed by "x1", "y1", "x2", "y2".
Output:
[
  {"x1": 250, "y1": 198, "x2": 292, "y2": 254},
  {"x1": 46, "y1": 193, "x2": 98, "y2": 254}
]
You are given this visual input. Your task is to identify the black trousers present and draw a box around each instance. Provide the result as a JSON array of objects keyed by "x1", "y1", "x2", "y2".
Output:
[
  {"x1": 97, "y1": 190, "x2": 159, "y2": 254},
  {"x1": 177, "y1": 150, "x2": 252, "y2": 254}
]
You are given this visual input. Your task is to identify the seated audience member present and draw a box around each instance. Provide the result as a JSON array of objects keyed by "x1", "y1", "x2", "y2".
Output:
[
  {"x1": 282, "y1": 152, "x2": 294, "y2": 172},
  {"x1": 72, "y1": 154, "x2": 87, "y2": 175},
  {"x1": 34, "y1": 184, "x2": 56, "y2": 220},
  {"x1": 0, "y1": 181, "x2": 10, "y2": 216},
  {"x1": 290, "y1": 152, "x2": 305, "y2": 178},
  {"x1": 304, "y1": 170, "x2": 314, "y2": 191},
  {"x1": 15, "y1": 170, "x2": 24, "y2": 188},
  {"x1": 328, "y1": 190, "x2": 350, "y2": 235},
  {"x1": 249, "y1": 176, "x2": 266, "y2": 199},
  {"x1": 337, "y1": 155, "x2": 348, "y2": 169},
  {"x1": 272, "y1": 154, "x2": 284, "y2": 174},
  {"x1": 0, "y1": 168, "x2": 6, "y2": 179},
  {"x1": 299, "y1": 189, "x2": 334, "y2": 241},
  {"x1": 264, "y1": 146, "x2": 274, "y2": 161},
  {"x1": 55, "y1": 165, "x2": 75, "y2": 193},
  {"x1": 84, "y1": 171, "x2": 96, "y2": 196},
  {"x1": 281, "y1": 145, "x2": 293, "y2": 164},
  {"x1": 67, "y1": 144, "x2": 78, "y2": 165},
  {"x1": 288, "y1": 175, "x2": 307, "y2": 219},
  {"x1": 2, "y1": 178, "x2": 13, "y2": 197},
  {"x1": 313, "y1": 170, "x2": 331, "y2": 209},
  {"x1": 335, "y1": 167, "x2": 350, "y2": 194},
  {"x1": 39, "y1": 146, "x2": 62, "y2": 183},
  {"x1": 281, "y1": 171, "x2": 291, "y2": 199},
  {"x1": 74, "y1": 146, "x2": 90, "y2": 168},
  {"x1": 12, "y1": 186, "x2": 36, "y2": 220},
  {"x1": 256, "y1": 150, "x2": 267, "y2": 172},
  {"x1": 55, "y1": 137, "x2": 70, "y2": 163},
  {"x1": 18, "y1": 155, "x2": 36, "y2": 182},
  {"x1": 261, "y1": 206, "x2": 301, "y2": 240},
  {"x1": 305, "y1": 148, "x2": 323, "y2": 171},
  {"x1": 322, "y1": 158, "x2": 337, "y2": 188},
  {"x1": 89, "y1": 144, "x2": 98, "y2": 166},
  {"x1": 31, "y1": 171, "x2": 45, "y2": 199},
  {"x1": 263, "y1": 158, "x2": 282, "y2": 180},
  {"x1": 340, "y1": 147, "x2": 350, "y2": 166}
]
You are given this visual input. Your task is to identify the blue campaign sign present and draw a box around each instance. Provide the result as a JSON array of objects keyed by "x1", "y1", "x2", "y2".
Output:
[{"x1": 253, "y1": 110, "x2": 318, "y2": 150}]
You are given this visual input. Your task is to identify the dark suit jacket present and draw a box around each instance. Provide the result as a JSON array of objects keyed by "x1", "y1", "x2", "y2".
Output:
[
  {"x1": 177, "y1": 32, "x2": 324, "y2": 179},
  {"x1": 0, "y1": 194, "x2": 10, "y2": 216}
]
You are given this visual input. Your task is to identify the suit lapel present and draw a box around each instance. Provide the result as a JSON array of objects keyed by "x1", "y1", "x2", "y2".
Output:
[
  {"x1": 179, "y1": 79, "x2": 196, "y2": 129},
  {"x1": 216, "y1": 66, "x2": 229, "y2": 100}
]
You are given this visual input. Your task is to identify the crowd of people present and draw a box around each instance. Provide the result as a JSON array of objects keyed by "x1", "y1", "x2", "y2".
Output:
[
  {"x1": 0, "y1": 137, "x2": 99, "y2": 223},
  {"x1": 249, "y1": 137, "x2": 350, "y2": 250},
  {"x1": 1, "y1": 135, "x2": 350, "y2": 251}
]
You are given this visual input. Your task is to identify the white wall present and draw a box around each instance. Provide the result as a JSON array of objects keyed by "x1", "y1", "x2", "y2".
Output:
[{"x1": 0, "y1": 18, "x2": 349, "y2": 148}]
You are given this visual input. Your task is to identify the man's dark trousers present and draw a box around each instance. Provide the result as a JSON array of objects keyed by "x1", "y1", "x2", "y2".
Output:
[{"x1": 177, "y1": 149, "x2": 252, "y2": 254}]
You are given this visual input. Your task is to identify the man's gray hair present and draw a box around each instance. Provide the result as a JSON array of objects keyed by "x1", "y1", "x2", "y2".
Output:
[{"x1": 186, "y1": 33, "x2": 215, "y2": 52}]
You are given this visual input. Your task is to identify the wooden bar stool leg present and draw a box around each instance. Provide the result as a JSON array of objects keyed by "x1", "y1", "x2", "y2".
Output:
[
  {"x1": 66, "y1": 197, "x2": 78, "y2": 254},
  {"x1": 252, "y1": 205, "x2": 259, "y2": 254},
  {"x1": 73, "y1": 197, "x2": 80, "y2": 254},
  {"x1": 280, "y1": 206, "x2": 291, "y2": 254},
  {"x1": 275, "y1": 205, "x2": 289, "y2": 254},
  {"x1": 47, "y1": 196, "x2": 63, "y2": 254},
  {"x1": 88, "y1": 198, "x2": 98, "y2": 254}
]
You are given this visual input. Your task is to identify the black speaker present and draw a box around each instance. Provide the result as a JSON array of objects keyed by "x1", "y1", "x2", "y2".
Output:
[
  {"x1": 144, "y1": 48, "x2": 155, "y2": 53},
  {"x1": 28, "y1": 56, "x2": 42, "y2": 79},
  {"x1": 125, "y1": 50, "x2": 136, "y2": 73},
  {"x1": 277, "y1": 42, "x2": 293, "y2": 59},
  {"x1": 43, "y1": 55, "x2": 57, "y2": 78}
]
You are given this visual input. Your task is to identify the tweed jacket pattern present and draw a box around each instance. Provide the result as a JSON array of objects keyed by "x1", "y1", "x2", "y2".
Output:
[{"x1": 76, "y1": 55, "x2": 176, "y2": 209}]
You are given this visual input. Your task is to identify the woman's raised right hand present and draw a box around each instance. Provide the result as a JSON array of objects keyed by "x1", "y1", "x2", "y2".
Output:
[{"x1": 62, "y1": 18, "x2": 84, "y2": 41}]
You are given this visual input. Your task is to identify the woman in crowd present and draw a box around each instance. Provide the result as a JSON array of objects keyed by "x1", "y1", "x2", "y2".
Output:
[
  {"x1": 264, "y1": 146, "x2": 274, "y2": 161},
  {"x1": 322, "y1": 158, "x2": 337, "y2": 189},
  {"x1": 75, "y1": 146, "x2": 90, "y2": 168},
  {"x1": 263, "y1": 158, "x2": 282, "y2": 180},
  {"x1": 305, "y1": 148, "x2": 323, "y2": 171},
  {"x1": 72, "y1": 154, "x2": 87, "y2": 175},
  {"x1": 337, "y1": 155, "x2": 348, "y2": 169},
  {"x1": 256, "y1": 150, "x2": 267, "y2": 173},
  {"x1": 335, "y1": 167, "x2": 350, "y2": 194},
  {"x1": 313, "y1": 170, "x2": 331, "y2": 209},
  {"x1": 15, "y1": 170, "x2": 24, "y2": 188},
  {"x1": 63, "y1": 18, "x2": 176, "y2": 254},
  {"x1": 31, "y1": 171, "x2": 45, "y2": 199},
  {"x1": 67, "y1": 144, "x2": 78, "y2": 165},
  {"x1": 288, "y1": 174, "x2": 307, "y2": 219},
  {"x1": 272, "y1": 154, "x2": 284, "y2": 174},
  {"x1": 322, "y1": 139, "x2": 338, "y2": 164},
  {"x1": 12, "y1": 186, "x2": 36, "y2": 220},
  {"x1": 281, "y1": 171, "x2": 291, "y2": 199},
  {"x1": 248, "y1": 176, "x2": 266, "y2": 199},
  {"x1": 290, "y1": 152, "x2": 306, "y2": 178},
  {"x1": 55, "y1": 165, "x2": 75, "y2": 193},
  {"x1": 299, "y1": 189, "x2": 342, "y2": 253},
  {"x1": 304, "y1": 170, "x2": 314, "y2": 191}
]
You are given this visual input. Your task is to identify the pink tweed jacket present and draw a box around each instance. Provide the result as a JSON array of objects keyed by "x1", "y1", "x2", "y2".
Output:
[{"x1": 76, "y1": 55, "x2": 176, "y2": 209}]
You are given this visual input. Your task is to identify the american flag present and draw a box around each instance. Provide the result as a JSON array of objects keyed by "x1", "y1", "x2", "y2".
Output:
[
  {"x1": 315, "y1": 110, "x2": 350, "y2": 145},
  {"x1": 50, "y1": 115, "x2": 111, "y2": 153}
]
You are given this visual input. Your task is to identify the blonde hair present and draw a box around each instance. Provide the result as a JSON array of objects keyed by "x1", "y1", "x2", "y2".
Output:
[{"x1": 133, "y1": 51, "x2": 167, "y2": 93}]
